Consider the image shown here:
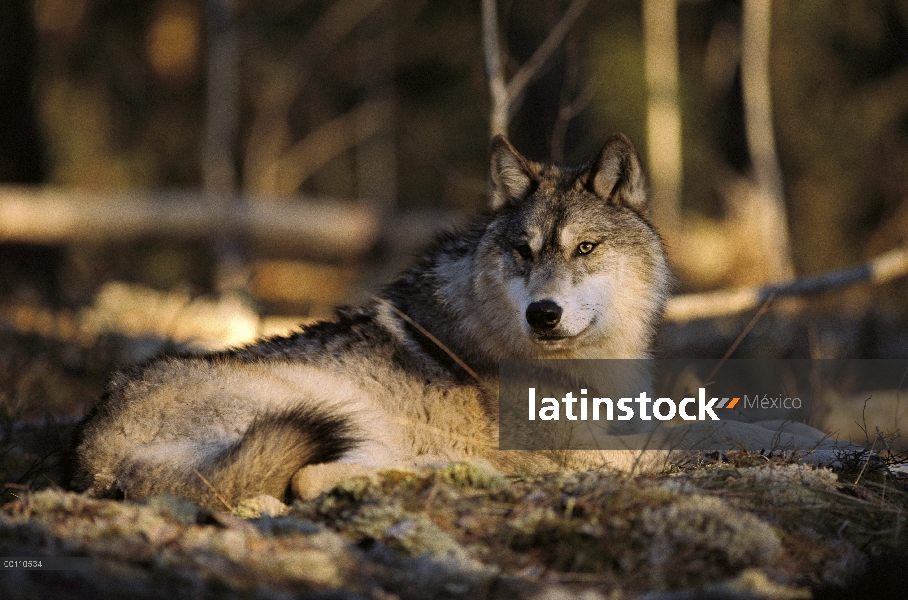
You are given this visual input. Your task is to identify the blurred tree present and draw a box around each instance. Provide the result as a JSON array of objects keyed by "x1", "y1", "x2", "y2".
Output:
[
  {"x1": 643, "y1": 0, "x2": 682, "y2": 235},
  {"x1": 35, "y1": 0, "x2": 205, "y2": 188},
  {"x1": 0, "y1": 0, "x2": 45, "y2": 184},
  {"x1": 774, "y1": 2, "x2": 908, "y2": 275},
  {"x1": 0, "y1": 1, "x2": 60, "y2": 306},
  {"x1": 6, "y1": 0, "x2": 906, "y2": 307}
]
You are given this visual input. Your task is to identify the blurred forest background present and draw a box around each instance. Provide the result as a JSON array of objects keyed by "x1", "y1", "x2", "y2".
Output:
[{"x1": 1, "y1": 0, "x2": 908, "y2": 427}]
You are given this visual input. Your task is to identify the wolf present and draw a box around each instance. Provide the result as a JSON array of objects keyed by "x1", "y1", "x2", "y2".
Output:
[
  {"x1": 71, "y1": 133, "x2": 675, "y2": 507},
  {"x1": 72, "y1": 134, "x2": 846, "y2": 510}
]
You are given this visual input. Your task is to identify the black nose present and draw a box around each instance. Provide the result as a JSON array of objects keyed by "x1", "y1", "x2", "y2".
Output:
[{"x1": 526, "y1": 300, "x2": 562, "y2": 331}]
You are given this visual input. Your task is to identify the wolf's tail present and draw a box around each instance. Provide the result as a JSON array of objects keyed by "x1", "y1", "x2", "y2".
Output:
[{"x1": 85, "y1": 406, "x2": 358, "y2": 509}]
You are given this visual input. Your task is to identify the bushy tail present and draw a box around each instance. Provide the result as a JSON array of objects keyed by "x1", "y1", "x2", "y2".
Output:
[{"x1": 101, "y1": 406, "x2": 358, "y2": 509}]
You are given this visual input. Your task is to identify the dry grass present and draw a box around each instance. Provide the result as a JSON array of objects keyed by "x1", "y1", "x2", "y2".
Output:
[{"x1": 1, "y1": 451, "x2": 906, "y2": 599}]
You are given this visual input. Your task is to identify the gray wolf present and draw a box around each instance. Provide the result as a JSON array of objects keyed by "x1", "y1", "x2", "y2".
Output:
[{"x1": 76, "y1": 134, "x2": 848, "y2": 510}]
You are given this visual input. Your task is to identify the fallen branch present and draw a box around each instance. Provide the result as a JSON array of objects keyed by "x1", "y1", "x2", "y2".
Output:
[
  {"x1": 665, "y1": 244, "x2": 908, "y2": 322},
  {"x1": 0, "y1": 187, "x2": 380, "y2": 259}
]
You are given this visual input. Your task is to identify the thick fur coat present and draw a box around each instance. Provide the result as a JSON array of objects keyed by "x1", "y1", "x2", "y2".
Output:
[{"x1": 74, "y1": 135, "x2": 843, "y2": 509}]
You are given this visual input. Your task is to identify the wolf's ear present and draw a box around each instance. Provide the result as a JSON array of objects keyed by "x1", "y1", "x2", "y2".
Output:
[
  {"x1": 588, "y1": 133, "x2": 647, "y2": 214},
  {"x1": 489, "y1": 135, "x2": 534, "y2": 210}
]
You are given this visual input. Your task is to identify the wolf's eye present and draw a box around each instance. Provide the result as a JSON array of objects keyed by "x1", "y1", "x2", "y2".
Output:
[
  {"x1": 515, "y1": 244, "x2": 533, "y2": 260},
  {"x1": 577, "y1": 242, "x2": 596, "y2": 255}
]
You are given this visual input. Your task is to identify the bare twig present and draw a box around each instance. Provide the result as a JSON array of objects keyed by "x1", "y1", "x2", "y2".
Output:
[
  {"x1": 717, "y1": 293, "x2": 776, "y2": 362},
  {"x1": 551, "y1": 79, "x2": 598, "y2": 162},
  {"x1": 482, "y1": 0, "x2": 591, "y2": 137},
  {"x1": 505, "y1": 0, "x2": 591, "y2": 116},
  {"x1": 704, "y1": 293, "x2": 776, "y2": 384},
  {"x1": 853, "y1": 436, "x2": 879, "y2": 486},
  {"x1": 551, "y1": 37, "x2": 600, "y2": 163},
  {"x1": 375, "y1": 296, "x2": 481, "y2": 382},
  {"x1": 244, "y1": 0, "x2": 388, "y2": 194},
  {"x1": 664, "y1": 244, "x2": 908, "y2": 322},
  {"x1": 254, "y1": 0, "x2": 388, "y2": 110},
  {"x1": 268, "y1": 98, "x2": 391, "y2": 196},
  {"x1": 193, "y1": 468, "x2": 234, "y2": 512}
]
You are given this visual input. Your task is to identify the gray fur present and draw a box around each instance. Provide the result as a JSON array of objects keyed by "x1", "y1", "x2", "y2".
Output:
[
  {"x1": 590, "y1": 133, "x2": 648, "y2": 214},
  {"x1": 489, "y1": 135, "x2": 535, "y2": 209},
  {"x1": 73, "y1": 135, "x2": 672, "y2": 508}
]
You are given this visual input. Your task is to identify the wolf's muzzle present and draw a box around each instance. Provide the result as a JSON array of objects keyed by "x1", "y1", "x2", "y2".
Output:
[{"x1": 526, "y1": 300, "x2": 562, "y2": 331}]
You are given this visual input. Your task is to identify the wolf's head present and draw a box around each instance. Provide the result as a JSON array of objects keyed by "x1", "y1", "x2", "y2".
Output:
[{"x1": 468, "y1": 134, "x2": 670, "y2": 359}]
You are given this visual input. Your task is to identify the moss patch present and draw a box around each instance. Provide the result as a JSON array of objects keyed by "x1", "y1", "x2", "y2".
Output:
[{"x1": 1, "y1": 457, "x2": 906, "y2": 599}]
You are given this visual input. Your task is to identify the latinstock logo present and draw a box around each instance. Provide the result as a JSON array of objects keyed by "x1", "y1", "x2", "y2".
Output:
[
  {"x1": 497, "y1": 358, "x2": 907, "y2": 451},
  {"x1": 526, "y1": 387, "x2": 740, "y2": 422}
]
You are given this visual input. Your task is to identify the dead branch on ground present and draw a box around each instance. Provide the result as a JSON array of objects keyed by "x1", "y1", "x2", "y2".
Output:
[{"x1": 665, "y1": 244, "x2": 908, "y2": 322}]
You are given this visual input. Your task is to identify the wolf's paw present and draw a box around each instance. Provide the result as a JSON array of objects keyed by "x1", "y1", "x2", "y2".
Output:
[
  {"x1": 234, "y1": 494, "x2": 289, "y2": 518},
  {"x1": 291, "y1": 463, "x2": 379, "y2": 500}
]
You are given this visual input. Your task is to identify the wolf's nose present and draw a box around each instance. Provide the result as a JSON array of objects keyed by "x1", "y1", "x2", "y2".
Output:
[{"x1": 526, "y1": 300, "x2": 562, "y2": 331}]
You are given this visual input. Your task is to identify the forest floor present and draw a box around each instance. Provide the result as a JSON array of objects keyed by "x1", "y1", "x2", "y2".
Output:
[{"x1": 1, "y1": 298, "x2": 907, "y2": 600}]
